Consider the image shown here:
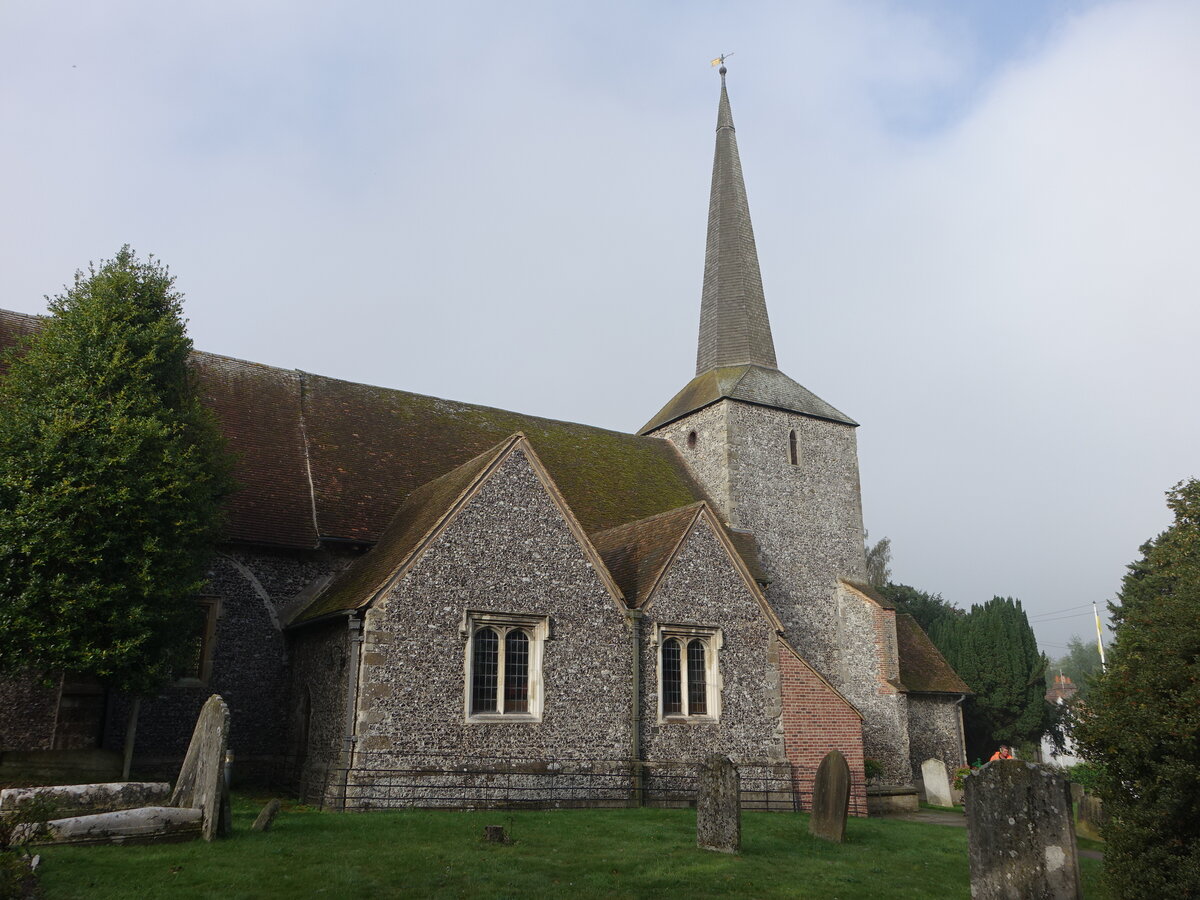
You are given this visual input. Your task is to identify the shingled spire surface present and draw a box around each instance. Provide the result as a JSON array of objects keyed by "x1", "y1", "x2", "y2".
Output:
[
  {"x1": 641, "y1": 69, "x2": 855, "y2": 434},
  {"x1": 696, "y1": 70, "x2": 777, "y2": 375}
]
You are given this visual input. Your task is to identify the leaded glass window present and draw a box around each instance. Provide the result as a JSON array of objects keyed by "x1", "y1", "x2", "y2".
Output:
[{"x1": 662, "y1": 638, "x2": 683, "y2": 715}]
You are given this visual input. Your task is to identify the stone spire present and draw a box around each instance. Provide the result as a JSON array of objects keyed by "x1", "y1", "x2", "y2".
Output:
[{"x1": 696, "y1": 67, "x2": 778, "y2": 375}]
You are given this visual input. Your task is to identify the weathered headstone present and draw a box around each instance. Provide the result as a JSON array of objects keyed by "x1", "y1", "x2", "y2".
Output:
[
  {"x1": 483, "y1": 825, "x2": 510, "y2": 843},
  {"x1": 965, "y1": 760, "x2": 1081, "y2": 900},
  {"x1": 252, "y1": 798, "x2": 282, "y2": 833},
  {"x1": 1, "y1": 782, "x2": 170, "y2": 819},
  {"x1": 169, "y1": 694, "x2": 231, "y2": 841},
  {"x1": 1075, "y1": 792, "x2": 1105, "y2": 842},
  {"x1": 810, "y1": 750, "x2": 851, "y2": 843},
  {"x1": 696, "y1": 754, "x2": 740, "y2": 853},
  {"x1": 921, "y1": 758, "x2": 953, "y2": 808}
]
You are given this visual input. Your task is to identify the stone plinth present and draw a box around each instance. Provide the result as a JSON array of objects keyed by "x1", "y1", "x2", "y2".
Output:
[
  {"x1": 696, "y1": 755, "x2": 740, "y2": 853},
  {"x1": 965, "y1": 760, "x2": 1080, "y2": 900},
  {"x1": 42, "y1": 807, "x2": 204, "y2": 846},
  {"x1": 1, "y1": 782, "x2": 170, "y2": 819}
]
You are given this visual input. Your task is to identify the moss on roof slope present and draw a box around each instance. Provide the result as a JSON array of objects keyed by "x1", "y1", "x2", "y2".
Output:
[
  {"x1": 295, "y1": 438, "x2": 513, "y2": 623},
  {"x1": 895, "y1": 613, "x2": 972, "y2": 695},
  {"x1": 591, "y1": 505, "x2": 704, "y2": 608},
  {"x1": 302, "y1": 373, "x2": 703, "y2": 542}
]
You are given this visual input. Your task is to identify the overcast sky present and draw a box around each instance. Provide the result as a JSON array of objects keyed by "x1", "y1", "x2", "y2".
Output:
[{"x1": 4, "y1": 0, "x2": 1197, "y2": 657}]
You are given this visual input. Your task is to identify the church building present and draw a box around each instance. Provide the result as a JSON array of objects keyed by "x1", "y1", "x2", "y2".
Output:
[{"x1": 0, "y1": 72, "x2": 968, "y2": 812}]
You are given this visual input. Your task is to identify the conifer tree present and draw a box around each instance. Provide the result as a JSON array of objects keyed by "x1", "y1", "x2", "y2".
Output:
[
  {"x1": 1074, "y1": 479, "x2": 1200, "y2": 898},
  {"x1": 0, "y1": 248, "x2": 232, "y2": 697},
  {"x1": 931, "y1": 596, "x2": 1050, "y2": 760}
]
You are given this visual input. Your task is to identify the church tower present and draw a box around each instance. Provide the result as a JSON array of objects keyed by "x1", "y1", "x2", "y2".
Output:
[{"x1": 642, "y1": 67, "x2": 914, "y2": 784}]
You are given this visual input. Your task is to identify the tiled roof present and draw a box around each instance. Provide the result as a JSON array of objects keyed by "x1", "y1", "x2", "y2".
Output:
[
  {"x1": 641, "y1": 364, "x2": 856, "y2": 434},
  {"x1": 894, "y1": 613, "x2": 972, "y2": 695},
  {"x1": 294, "y1": 437, "x2": 515, "y2": 623},
  {"x1": 0, "y1": 308, "x2": 718, "y2": 555},
  {"x1": 591, "y1": 505, "x2": 704, "y2": 607}
]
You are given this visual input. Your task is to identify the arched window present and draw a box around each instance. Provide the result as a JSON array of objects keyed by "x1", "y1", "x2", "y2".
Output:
[
  {"x1": 687, "y1": 640, "x2": 707, "y2": 715},
  {"x1": 471, "y1": 627, "x2": 500, "y2": 714},
  {"x1": 465, "y1": 613, "x2": 548, "y2": 720},
  {"x1": 687, "y1": 430, "x2": 698, "y2": 449},
  {"x1": 788, "y1": 429, "x2": 799, "y2": 466},
  {"x1": 661, "y1": 639, "x2": 683, "y2": 715},
  {"x1": 658, "y1": 626, "x2": 720, "y2": 720},
  {"x1": 504, "y1": 629, "x2": 530, "y2": 713}
]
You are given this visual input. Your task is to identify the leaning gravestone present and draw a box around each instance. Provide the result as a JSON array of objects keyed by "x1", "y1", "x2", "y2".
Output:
[
  {"x1": 965, "y1": 760, "x2": 1080, "y2": 900},
  {"x1": 921, "y1": 758, "x2": 953, "y2": 808},
  {"x1": 696, "y1": 755, "x2": 740, "y2": 853},
  {"x1": 169, "y1": 694, "x2": 232, "y2": 841},
  {"x1": 810, "y1": 750, "x2": 851, "y2": 843}
]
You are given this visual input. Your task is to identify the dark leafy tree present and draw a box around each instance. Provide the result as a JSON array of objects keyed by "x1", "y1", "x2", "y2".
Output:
[
  {"x1": 1074, "y1": 479, "x2": 1200, "y2": 899},
  {"x1": 0, "y1": 247, "x2": 232, "y2": 699},
  {"x1": 930, "y1": 596, "x2": 1050, "y2": 760}
]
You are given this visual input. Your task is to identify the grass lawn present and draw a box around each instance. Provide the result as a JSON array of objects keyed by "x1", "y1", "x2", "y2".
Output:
[{"x1": 35, "y1": 797, "x2": 1108, "y2": 899}]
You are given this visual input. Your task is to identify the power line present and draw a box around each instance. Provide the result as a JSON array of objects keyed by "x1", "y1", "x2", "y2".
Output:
[{"x1": 1028, "y1": 603, "x2": 1094, "y2": 621}]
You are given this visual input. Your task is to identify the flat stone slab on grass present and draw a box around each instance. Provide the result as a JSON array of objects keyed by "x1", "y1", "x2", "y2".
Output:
[
  {"x1": 966, "y1": 760, "x2": 1080, "y2": 900},
  {"x1": 1, "y1": 782, "x2": 171, "y2": 819},
  {"x1": 42, "y1": 807, "x2": 203, "y2": 846}
]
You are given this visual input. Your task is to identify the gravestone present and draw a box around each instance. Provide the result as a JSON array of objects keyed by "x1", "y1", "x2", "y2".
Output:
[
  {"x1": 169, "y1": 694, "x2": 231, "y2": 841},
  {"x1": 921, "y1": 758, "x2": 953, "y2": 808},
  {"x1": 696, "y1": 755, "x2": 740, "y2": 853},
  {"x1": 810, "y1": 750, "x2": 851, "y2": 843},
  {"x1": 965, "y1": 760, "x2": 1080, "y2": 900},
  {"x1": 1076, "y1": 792, "x2": 1105, "y2": 842},
  {"x1": 252, "y1": 799, "x2": 282, "y2": 833}
]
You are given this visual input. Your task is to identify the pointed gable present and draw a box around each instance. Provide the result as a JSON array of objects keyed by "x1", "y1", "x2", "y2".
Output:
[
  {"x1": 292, "y1": 434, "x2": 623, "y2": 624},
  {"x1": 591, "y1": 505, "x2": 703, "y2": 608}
]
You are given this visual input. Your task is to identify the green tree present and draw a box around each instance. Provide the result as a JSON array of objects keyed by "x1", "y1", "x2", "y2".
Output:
[
  {"x1": 0, "y1": 247, "x2": 232, "y2": 700},
  {"x1": 931, "y1": 596, "x2": 1050, "y2": 760},
  {"x1": 1052, "y1": 633, "x2": 1104, "y2": 701},
  {"x1": 1074, "y1": 479, "x2": 1200, "y2": 898},
  {"x1": 864, "y1": 532, "x2": 891, "y2": 589},
  {"x1": 878, "y1": 582, "x2": 961, "y2": 636}
]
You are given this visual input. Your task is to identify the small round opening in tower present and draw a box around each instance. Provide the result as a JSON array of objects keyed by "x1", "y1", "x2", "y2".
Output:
[{"x1": 687, "y1": 430, "x2": 698, "y2": 449}]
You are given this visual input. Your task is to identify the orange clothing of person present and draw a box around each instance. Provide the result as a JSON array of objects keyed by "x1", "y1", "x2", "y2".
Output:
[{"x1": 989, "y1": 749, "x2": 1013, "y2": 761}]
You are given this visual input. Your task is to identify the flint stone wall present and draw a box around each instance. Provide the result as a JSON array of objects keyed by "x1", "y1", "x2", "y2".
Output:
[
  {"x1": 286, "y1": 618, "x2": 352, "y2": 804},
  {"x1": 656, "y1": 401, "x2": 914, "y2": 784},
  {"x1": 908, "y1": 693, "x2": 966, "y2": 779},
  {"x1": 102, "y1": 545, "x2": 352, "y2": 780},
  {"x1": 639, "y1": 515, "x2": 786, "y2": 767},
  {"x1": 0, "y1": 672, "x2": 59, "y2": 751},
  {"x1": 347, "y1": 449, "x2": 633, "y2": 797}
]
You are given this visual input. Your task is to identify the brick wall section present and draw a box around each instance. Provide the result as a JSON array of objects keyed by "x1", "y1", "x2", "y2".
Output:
[
  {"x1": 907, "y1": 694, "x2": 966, "y2": 776},
  {"x1": 351, "y1": 448, "x2": 633, "y2": 769},
  {"x1": 0, "y1": 672, "x2": 59, "y2": 751},
  {"x1": 776, "y1": 644, "x2": 867, "y2": 816},
  {"x1": 639, "y1": 515, "x2": 786, "y2": 765}
]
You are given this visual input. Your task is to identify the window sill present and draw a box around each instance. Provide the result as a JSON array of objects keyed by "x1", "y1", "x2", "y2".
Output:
[
  {"x1": 466, "y1": 713, "x2": 542, "y2": 724},
  {"x1": 659, "y1": 715, "x2": 719, "y2": 725}
]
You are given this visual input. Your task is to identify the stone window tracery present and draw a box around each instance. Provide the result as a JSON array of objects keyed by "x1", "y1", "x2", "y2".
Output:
[
  {"x1": 463, "y1": 611, "x2": 548, "y2": 721},
  {"x1": 657, "y1": 625, "x2": 721, "y2": 722}
]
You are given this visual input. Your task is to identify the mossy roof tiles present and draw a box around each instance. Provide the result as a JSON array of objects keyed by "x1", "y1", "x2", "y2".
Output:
[
  {"x1": 591, "y1": 505, "x2": 705, "y2": 608},
  {"x1": 294, "y1": 438, "x2": 514, "y2": 623},
  {"x1": 1, "y1": 308, "x2": 712, "y2": 553},
  {"x1": 640, "y1": 364, "x2": 856, "y2": 434},
  {"x1": 894, "y1": 613, "x2": 972, "y2": 695}
]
